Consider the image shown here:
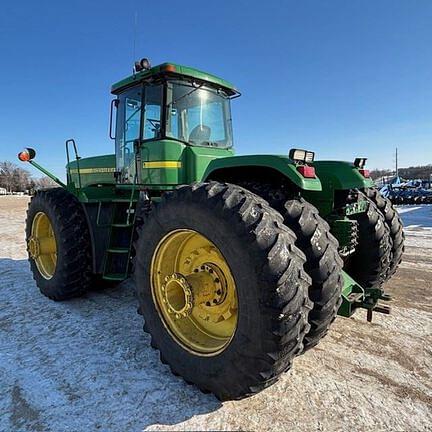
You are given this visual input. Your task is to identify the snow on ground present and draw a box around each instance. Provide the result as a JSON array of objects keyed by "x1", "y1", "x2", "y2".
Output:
[
  {"x1": 397, "y1": 206, "x2": 432, "y2": 272},
  {"x1": 0, "y1": 196, "x2": 431, "y2": 431}
]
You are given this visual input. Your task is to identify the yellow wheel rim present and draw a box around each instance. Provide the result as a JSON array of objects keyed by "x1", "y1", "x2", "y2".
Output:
[
  {"x1": 28, "y1": 212, "x2": 57, "y2": 279},
  {"x1": 151, "y1": 229, "x2": 238, "y2": 356}
]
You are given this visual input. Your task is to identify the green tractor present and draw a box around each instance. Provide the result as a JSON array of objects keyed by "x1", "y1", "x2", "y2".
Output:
[{"x1": 19, "y1": 59, "x2": 404, "y2": 400}]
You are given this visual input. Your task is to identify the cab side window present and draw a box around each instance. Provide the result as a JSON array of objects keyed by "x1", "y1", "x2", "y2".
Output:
[{"x1": 143, "y1": 85, "x2": 163, "y2": 140}]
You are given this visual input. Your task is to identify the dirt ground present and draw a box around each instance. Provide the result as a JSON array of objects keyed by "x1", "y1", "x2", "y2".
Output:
[{"x1": 0, "y1": 196, "x2": 431, "y2": 432}]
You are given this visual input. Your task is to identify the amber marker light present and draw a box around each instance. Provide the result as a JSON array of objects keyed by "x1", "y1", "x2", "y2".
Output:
[
  {"x1": 18, "y1": 148, "x2": 36, "y2": 162},
  {"x1": 162, "y1": 64, "x2": 176, "y2": 72}
]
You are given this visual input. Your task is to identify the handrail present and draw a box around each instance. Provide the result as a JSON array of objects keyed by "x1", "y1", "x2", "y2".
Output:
[{"x1": 65, "y1": 139, "x2": 82, "y2": 189}]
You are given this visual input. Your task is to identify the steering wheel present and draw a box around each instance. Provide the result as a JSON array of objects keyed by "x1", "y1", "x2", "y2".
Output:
[{"x1": 189, "y1": 125, "x2": 211, "y2": 144}]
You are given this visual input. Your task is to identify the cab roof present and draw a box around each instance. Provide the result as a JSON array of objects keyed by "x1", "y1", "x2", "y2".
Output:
[{"x1": 111, "y1": 62, "x2": 238, "y2": 95}]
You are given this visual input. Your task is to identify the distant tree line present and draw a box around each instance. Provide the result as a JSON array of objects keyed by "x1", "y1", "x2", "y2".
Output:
[
  {"x1": 370, "y1": 164, "x2": 432, "y2": 181},
  {"x1": 0, "y1": 161, "x2": 57, "y2": 193}
]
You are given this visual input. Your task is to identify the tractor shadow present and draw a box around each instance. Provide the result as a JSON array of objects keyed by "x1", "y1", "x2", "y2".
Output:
[{"x1": 0, "y1": 257, "x2": 222, "y2": 432}]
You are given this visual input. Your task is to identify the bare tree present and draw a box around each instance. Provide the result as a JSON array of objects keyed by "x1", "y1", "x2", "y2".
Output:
[
  {"x1": 370, "y1": 164, "x2": 432, "y2": 181},
  {"x1": 34, "y1": 176, "x2": 58, "y2": 190},
  {"x1": 0, "y1": 161, "x2": 32, "y2": 192},
  {"x1": 0, "y1": 161, "x2": 18, "y2": 192},
  {"x1": 12, "y1": 167, "x2": 32, "y2": 192}
]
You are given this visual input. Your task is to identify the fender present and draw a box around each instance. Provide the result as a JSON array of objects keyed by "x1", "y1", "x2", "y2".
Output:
[
  {"x1": 301, "y1": 161, "x2": 374, "y2": 216},
  {"x1": 312, "y1": 161, "x2": 374, "y2": 190},
  {"x1": 202, "y1": 155, "x2": 322, "y2": 191}
]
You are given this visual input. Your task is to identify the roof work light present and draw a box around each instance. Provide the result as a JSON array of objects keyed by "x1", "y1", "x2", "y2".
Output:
[
  {"x1": 354, "y1": 157, "x2": 367, "y2": 168},
  {"x1": 289, "y1": 148, "x2": 315, "y2": 163}
]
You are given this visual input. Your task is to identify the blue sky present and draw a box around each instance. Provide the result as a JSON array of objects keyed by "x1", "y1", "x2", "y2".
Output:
[{"x1": 0, "y1": 0, "x2": 431, "y2": 179}]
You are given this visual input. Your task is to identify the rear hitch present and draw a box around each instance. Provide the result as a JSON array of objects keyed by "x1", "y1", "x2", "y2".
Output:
[
  {"x1": 366, "y1": 304, "x2": 391, "y2": 322},
  {"x1": 365, "y1": 292, "x2": 392, "y2": 322},
  {"x1": 338, "y1": 272, "x2": 394, "y2": 323}
]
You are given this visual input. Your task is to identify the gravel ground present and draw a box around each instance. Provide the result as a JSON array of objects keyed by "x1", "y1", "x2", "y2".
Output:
[{"x1": 0, "y1": 196, "x2": 431, "y2": 432}]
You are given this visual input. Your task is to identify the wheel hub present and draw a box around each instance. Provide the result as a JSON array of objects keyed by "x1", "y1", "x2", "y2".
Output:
[
  {"x1": 151, "y1": 229, "x2": 238, "y2": 355},
  {"x1": 27, "y1": 236, "x2": 40, "y2": 259},
  {"x1": 186, "y1": 263, "x2": 233, "y2": 323},
  {"x1": 161, "y1": 273, "x2": 194, "y2": 319},
  {"x1": 28, "y1": 212, "x2": 57, "y2": 280}
]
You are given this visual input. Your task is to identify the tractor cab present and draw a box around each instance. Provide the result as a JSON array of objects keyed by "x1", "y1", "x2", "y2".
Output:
[{"x1": 111, "y1": 60, "x2": 239, "y2": 184}]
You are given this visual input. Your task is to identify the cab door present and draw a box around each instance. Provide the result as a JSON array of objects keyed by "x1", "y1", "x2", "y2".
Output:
[
  {"x1": 115, "y1": 85, "x2": 143, "y2": 183},
  {"x1": 115, "y1": 84, "x2": 164, "y2": 184}
]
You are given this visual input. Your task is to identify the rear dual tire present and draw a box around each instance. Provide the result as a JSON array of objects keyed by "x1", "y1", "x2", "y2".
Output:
[
  {"x1": 346, "y1": 191, "x2": 392, "y2": 290},
  {"x1": 133, "y1": 182, "x2": 312, "y2": 400},
  {"x1": 237, "y1": 182, "x2": 344, "y2": 352},
  {"x1": 281, "y1": 198, "x2": 344, "y2": 352},
  {"x1": 363, "y1": 188, "x2": 404, "y2": 280}
]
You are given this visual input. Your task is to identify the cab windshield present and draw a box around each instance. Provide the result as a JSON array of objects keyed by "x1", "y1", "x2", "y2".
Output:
[{"x1": 165, "y1": 81, "x2": 233, "y2": 148}]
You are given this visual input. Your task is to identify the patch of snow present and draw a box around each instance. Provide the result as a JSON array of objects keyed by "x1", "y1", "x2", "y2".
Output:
[
  {"x1": 397, "y1": 205, "x2": 432, "y2": 229},
  {"x1": 1, "y1": 198, "x2": 431, "y2": 431}
]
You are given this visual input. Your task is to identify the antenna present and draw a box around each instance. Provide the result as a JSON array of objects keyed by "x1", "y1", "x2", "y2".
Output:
[{"x1": 133, "y1": 10, "x2": 138, "y2": 74}]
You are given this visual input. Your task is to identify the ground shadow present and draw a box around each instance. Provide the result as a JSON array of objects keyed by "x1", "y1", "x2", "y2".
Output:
[{"x1": 0, "y1": 257, "x2": 222, "y2": 432}]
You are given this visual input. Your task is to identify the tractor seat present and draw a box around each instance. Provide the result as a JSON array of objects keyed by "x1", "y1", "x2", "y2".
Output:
[{"x1": 189, "y1": 125, "x2": 211, "y2": 145}]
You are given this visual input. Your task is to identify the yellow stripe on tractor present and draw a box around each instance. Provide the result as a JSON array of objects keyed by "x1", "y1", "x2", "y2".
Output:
[{"x1": 143, "y1": 161, "x2": 182, "y2": 169}]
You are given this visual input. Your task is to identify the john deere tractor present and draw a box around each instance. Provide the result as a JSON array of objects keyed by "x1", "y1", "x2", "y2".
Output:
[{"x1": 19, "y1": 59, "x2": 404, "y2": 400}]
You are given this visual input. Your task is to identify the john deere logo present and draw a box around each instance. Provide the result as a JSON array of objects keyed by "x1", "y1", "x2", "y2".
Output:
[{"x1": 69, "y1": 168, "x2": 116, "y2": 174}]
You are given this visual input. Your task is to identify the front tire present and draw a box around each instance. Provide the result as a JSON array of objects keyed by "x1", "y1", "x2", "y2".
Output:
[
  {"x1": 133, "y1": 182, "x2": 311, "y2": 400},
  {"x1": 26, "y1": 188, "x2": 92, "y2": 300}
]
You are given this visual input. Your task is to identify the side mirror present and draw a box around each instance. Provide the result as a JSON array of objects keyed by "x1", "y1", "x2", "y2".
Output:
[
  {"x1": 18, "y1": 148, "x2": 36, "y2": 162},
  {"x1": 109, "y1": 99, "x2": 119, "y2": 140}
]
